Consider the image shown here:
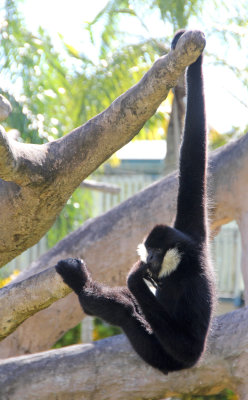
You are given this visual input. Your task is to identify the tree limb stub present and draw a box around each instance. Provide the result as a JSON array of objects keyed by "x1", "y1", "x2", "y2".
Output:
[
  {"x1": 0, "y1": 30, "x2": 205, "y2": 267},
  {"x1": 80, "y1": 179, "x2": 120, "y2": 193},
  {"x1": 0, "y1": 133, "x2": 248, "y2": 357},
  {"x1": 0, "y1": 267, "x2": 71, "y2": 341},
  {"x1": 1, "y1": 307, "x2": 248, "y2": 400}
]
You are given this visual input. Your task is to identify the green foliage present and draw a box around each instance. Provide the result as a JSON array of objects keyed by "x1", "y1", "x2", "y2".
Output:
[
  {"x1": 86, "y1": 0, "x2": 204, "y2": 54},
  {"x1": 93, "y1": 318, "x2": 122, "y2": 340},
  {"x1": 87, "y1": 0, "x2": 136, "y2": 57},
  {"x1": 52, "y1": 318, "x2": 122, "y2": 349},
  {"x1": 180, "y1": 389, "x2": 238, "y2": 400},
  {"x1": 65, "y1": 38, "x2": 170, "y2": 137},
  {"x1": 1, "y1": 90, "x2": 43, "y2": 144},
  {"x1": 1, "y1": 1, "x2": 71, "y2": 137},
  {"x1": 1, "y1": 0, "x2": 171, "y2": 145},
  {"x1": 53, "y1": 324, "x2": 82, "y2": 349},
  {"x1": 154, "y1": 0, "x2": 204, "y2": 29},
  {"x1": 47, "y1": 187, "x2": 93, "y2": 248},
  {"x1": 209, "y1": 126, "x2": 240, "y2": 150}
]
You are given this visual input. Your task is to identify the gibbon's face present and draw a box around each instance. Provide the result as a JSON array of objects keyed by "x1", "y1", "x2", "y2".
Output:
[{"x1": 137, "y1": 225, "x2": 182, "y2": 279}]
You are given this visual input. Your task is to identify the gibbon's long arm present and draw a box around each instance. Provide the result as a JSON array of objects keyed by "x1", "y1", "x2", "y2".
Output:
[{"x1": 173, "y1": 32, "x2": 207, "y2": 241}]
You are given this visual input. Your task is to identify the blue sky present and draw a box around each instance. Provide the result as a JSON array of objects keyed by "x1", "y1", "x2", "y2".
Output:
[{"x1": 5, "y1": 0, "x2": 248, "y2": 134}]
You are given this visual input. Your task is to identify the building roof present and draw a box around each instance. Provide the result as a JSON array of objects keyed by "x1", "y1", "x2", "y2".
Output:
[{"x1": 116, "y1": 140, "x2": 167, "y2": 161}]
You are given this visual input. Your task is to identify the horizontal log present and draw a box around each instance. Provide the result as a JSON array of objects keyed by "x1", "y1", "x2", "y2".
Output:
[{"x1": 1, "y1": 307, "x2": 248, "y2": 399}]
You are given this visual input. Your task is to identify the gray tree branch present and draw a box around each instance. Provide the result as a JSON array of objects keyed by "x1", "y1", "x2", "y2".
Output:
[
  {"x1": 0, "y1": 30, "x2": 205, "y2": 267},
  {"x1": 1, "y1": 307, "x2": 248, "y2": 399}
]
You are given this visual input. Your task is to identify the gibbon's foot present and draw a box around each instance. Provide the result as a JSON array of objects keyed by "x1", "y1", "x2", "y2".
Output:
[{"x1": 55, "y1": 258, "x2": 91, "y2": 294}]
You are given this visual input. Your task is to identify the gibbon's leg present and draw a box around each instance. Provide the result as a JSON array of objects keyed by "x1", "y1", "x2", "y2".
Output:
[
  {"x1": 56, "y1": 258, "x2": 183, "y2": 372},
  {"x1": 122, "y1": 311, "x2": 185, "y2": 373},
  {"x1": 78, "y1": 281, "x2": 183, "y2": 371},
  {"x1": 56, "y1": 258, "x2": 137, "y2": 325},
  {"x1": 127, "y1": 261, "x2": 204, "y2": 367}
]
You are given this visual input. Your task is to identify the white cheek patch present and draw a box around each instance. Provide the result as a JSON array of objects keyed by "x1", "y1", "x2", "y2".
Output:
[
  {"x1": 159, "y1": 248, "x2": 181, "y2": 278},
  {"x1": 137, "y1": 243, "x2": 148, "y2": 263}
]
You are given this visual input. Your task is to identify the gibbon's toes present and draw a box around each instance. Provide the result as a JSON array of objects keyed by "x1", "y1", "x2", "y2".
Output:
[
  {"x1": 56, "y1": 257, "x2": 80, "y2": 276},
  {"x1": 171, "y1": 29, "x2": 186, "y2": 50},
  {"x1": 55, "y1": 258, "x2": 90, "y2": 294}
]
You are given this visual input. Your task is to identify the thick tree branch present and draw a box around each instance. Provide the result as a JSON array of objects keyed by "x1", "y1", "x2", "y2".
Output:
[
  {"x1": 0, "y1": 30, "x2": 205, "y2": 267},
  {"x1": 0, "y1": 133, "x2": 248, "y2": 357},
  {"x1": 1, "y1": 308, "x2": 248, "y2": 399}
]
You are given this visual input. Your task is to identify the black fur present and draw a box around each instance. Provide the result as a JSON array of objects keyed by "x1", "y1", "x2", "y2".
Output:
[{"x1": 56, "y1": 30, "x2": 215, "y2": 374}]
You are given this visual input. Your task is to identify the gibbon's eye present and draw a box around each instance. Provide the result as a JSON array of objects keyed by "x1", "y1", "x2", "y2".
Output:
[
  {"x1": 150, "y1": 248, "x2": 163, "y2": 255},
  {"x1": 156, "y1": 248, "x2": 163, "y2": 253}
]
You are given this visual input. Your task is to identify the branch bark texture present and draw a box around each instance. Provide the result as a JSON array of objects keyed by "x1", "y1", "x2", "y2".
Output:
[
  {"x1": 0, "y1": 30, "x2": 205, "y2": 267},
  {"x1": 0, "y1": 133, "x2": 248, "y2": 357},
  {"x1": 1, "y1": 307, "x2": 248, "y2": 400}
]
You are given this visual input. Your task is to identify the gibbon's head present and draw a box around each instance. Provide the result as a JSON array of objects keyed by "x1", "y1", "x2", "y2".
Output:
[{"x1": 137, "y1": 225, "x2": 183, "y2": 280}]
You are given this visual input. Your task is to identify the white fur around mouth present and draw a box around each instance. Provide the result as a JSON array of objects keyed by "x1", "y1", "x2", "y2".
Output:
[
  {"x1": 159, "y1": 248, "x2": 181, "y2": 277},
  {"x1": 137, "y1": 243, "x2": 148, "y2": 263}
]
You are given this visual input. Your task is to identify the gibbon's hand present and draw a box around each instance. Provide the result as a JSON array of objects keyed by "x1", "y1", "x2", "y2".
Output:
[{"x1": 127, "y1": 260, "x2": 151, "y2": 288}]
